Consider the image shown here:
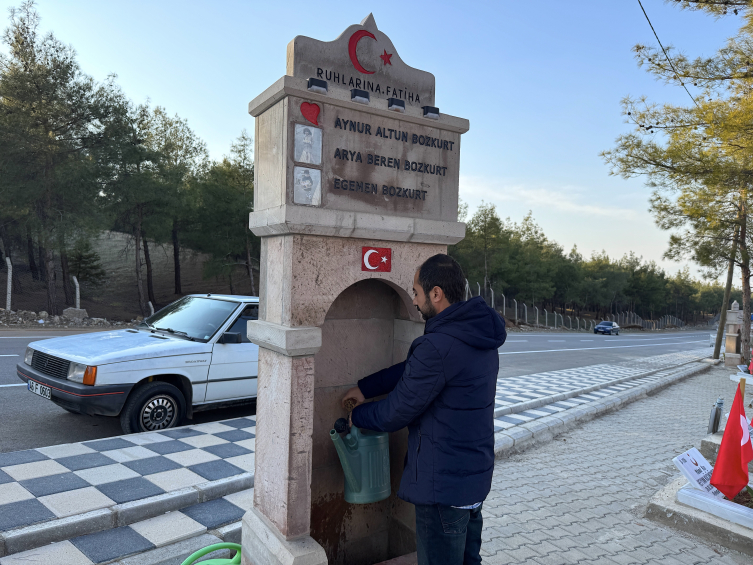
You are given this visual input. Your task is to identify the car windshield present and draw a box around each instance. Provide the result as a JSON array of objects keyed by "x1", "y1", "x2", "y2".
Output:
[
  {"x1": 600, "y1": 321, "x2": 613, "y2": 326},
  {"x1": 141, "y1": 297, "x2": 240, "y2": 342}
]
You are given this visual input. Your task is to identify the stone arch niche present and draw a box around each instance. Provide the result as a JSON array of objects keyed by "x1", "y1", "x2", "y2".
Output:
[{"x1": 310, "y1": 278, "x2": 421, "y2": 564}]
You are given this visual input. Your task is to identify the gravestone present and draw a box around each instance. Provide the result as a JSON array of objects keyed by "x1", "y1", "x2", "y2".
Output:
[
  {"x1": 242, "y1": 14, "x2": 469, "y2": 565},
  {"x1": 672, "y1": 447, "x2": 723, "y2": 498}
]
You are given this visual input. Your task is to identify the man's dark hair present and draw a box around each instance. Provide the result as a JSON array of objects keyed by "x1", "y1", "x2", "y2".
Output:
[{"x1": 418, "y1": 254, "x2": 465, "y2": 304}]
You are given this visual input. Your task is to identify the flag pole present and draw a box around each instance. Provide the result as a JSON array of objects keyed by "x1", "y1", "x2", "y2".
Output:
[{"x1": 742, "y1": 376, "x2": 753, "y2": 497}]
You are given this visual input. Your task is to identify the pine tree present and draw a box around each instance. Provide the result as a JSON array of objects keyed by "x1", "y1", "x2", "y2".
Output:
[
  {"x1": 602, "y1": 1, "x2": 753, "y2": 361},
  {"x1": 0, "y1": 1, "x2": 123, "y2": 314},
  {"x1": 68, "y1": 239, "x2": 106, "y2": 287}
]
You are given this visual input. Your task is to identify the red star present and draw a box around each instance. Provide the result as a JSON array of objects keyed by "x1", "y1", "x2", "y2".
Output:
[{"x1": 380, "y1": 49, "x2": 392, "y2": 66}]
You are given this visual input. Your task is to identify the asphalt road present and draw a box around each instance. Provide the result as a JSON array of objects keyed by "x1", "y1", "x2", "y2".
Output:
[
  {"x1": 0, "y1": 329, "x2": 257, "y2": 453},
  {"x1": 0, "y1": 328, "x2": 713, "y2": 453},
  {"x1": 497, "y1": 330, "x2": 712, "y2": 378}
]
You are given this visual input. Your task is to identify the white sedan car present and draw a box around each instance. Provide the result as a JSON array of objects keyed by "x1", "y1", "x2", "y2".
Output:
[{"x1": 17, "y1": 294, "x2": 259, "y2": 434}]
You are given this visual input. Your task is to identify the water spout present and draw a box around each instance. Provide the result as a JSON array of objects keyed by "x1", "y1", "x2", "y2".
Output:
[{"x1": 330, "y1": 428, "x2": 362, "y2": 493}]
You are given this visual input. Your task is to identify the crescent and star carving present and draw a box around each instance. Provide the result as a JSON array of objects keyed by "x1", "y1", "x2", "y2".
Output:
[
  {"x1": 348, "y1": 30, "x2": 392, "y2": 74},
  {"x1": 348, "y1": 30, "x2": 376, "y2": 74},
  {"x1": 363, "y1": 249, "x2": 379, "y2": 270}
]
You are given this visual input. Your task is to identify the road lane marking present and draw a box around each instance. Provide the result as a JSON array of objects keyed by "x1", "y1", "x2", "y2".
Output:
[
  {"x1": 504, "y1": 334, "x2": 706, "y2": 339},
  {"x1": 0, "y1": 354, "x2": 19, "y2": 357},
  {"x1": 589, "y1": 337, "x2": 706, "y2": 342},
  {"x1": 498, "y1": 340, "x2": 707, "y2": 355},
  {"x1": 0, "y1": 384, "x2": 26, "y2": 388}
]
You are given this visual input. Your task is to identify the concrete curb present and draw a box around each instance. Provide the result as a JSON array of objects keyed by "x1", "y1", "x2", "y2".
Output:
[
  {"x1": 113, "y1": 533, "x2": 234, "y2": 565},
  {"x1": 494, "y1": 358, "x2": 705, "y2": 418},
  {"x1": 494, "y1": 362, "x2": 711, "y2": 459},
  {"x1": 2, "y1": 509, "x2": 114, "y2": 557},
  {"x1": 0, "y1": 473, "x2": 253, "y2": 557},
  {"x1": 213, "y1": 521, "x2": 242, "y2": 544},
  {"x1": 700, "y1": 432, "x2": 723, "y2": 465},
  {"x1": 645, "y1": 477, "x2": 753, "y2": 557}
]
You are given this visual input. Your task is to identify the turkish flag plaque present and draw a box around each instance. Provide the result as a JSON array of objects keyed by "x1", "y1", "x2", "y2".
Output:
[{"x1": 362, "y1": 247, "x2": 391, "y2": 272}]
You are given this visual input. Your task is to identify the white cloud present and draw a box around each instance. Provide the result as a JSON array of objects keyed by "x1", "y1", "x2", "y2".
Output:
[
  {"x1": 456, "y1": 174, "x2": 707, "y2": 279},
  {"x1": 459, "y1": 175, "x2": 638, "y2": 220}
]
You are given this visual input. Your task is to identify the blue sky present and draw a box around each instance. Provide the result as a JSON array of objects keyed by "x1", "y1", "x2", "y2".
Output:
[{"x1": 0, "y1": 0, "x2": 741, "y2": 276}]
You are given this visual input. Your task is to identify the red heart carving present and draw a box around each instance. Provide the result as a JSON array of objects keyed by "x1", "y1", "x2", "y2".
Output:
[{"x1": 300, "y1": 102, "x2": 320, "y2": 126}]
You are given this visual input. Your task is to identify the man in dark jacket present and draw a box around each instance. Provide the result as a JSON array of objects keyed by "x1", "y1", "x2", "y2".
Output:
[{"x1": 342, "y1": 254, "x2": 506, "y2": 565}]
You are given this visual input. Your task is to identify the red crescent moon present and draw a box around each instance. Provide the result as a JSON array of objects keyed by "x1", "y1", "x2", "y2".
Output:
[{"x1": 348, "y1": 30, "x2": 376, "y2": 75}]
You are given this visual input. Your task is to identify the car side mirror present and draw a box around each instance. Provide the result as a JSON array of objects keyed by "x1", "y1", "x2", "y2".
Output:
[{"x1": 219, "y1": 332, "x2": 242, "y2": 344}]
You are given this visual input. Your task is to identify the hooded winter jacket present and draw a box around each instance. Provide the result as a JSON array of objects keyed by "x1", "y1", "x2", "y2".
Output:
[{"x1": 351, "y1": 296, "x2": 507, "y2": 507}]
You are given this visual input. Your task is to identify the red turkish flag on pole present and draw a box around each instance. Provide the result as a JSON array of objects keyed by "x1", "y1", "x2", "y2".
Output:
[{"x1": 710, "y1": 385, "x2": 753, "y2": 499}]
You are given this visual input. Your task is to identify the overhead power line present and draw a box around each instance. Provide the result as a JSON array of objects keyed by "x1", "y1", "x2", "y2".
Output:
[{"x1": 636, "y1": 0, "x2": 700, "y2": 108}]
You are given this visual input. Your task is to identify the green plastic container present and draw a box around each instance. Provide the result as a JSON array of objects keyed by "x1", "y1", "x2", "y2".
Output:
[
  {"x1": 180, "y1": 542, "x2": 241, "y2": 565},
  {"x1": 330, "y1": 425, "x2": 391, "y2": 504}
]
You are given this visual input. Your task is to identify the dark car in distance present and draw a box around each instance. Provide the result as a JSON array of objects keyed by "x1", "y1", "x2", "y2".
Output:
[{"x1": 594, "y1": 321, "x2": 620, "y2": 335}]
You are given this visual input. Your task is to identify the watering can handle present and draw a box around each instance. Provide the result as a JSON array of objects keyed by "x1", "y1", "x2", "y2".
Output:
[{"x1": 180, "y1": 542, "x2": 242, "y2": 565}]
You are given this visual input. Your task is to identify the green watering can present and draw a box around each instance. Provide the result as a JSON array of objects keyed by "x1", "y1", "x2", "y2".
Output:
[{"x1": 330, "y1": 418, "x2": 391, "y2": 504}]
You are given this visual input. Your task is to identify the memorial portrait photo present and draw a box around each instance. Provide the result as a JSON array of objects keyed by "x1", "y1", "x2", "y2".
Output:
[
  {"x1": 294, "y1": 124, "x2": 322, "y2": 165},
  {"x1": 293, "y1": 166, "x2": 322, "y2": 206}
]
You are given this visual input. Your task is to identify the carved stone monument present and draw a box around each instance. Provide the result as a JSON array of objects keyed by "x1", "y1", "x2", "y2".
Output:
[
  {"x1": 242, "y1": 14, "x2": 469, "y2": 565},
  {"x1": 725, "y1": 300, "x2": 743, "y2": 367}
]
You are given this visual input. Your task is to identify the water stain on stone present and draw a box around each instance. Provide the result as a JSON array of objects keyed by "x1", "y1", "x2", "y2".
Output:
[{"x1": 310, "y1": 492, "x2": 352, "y2": 561}]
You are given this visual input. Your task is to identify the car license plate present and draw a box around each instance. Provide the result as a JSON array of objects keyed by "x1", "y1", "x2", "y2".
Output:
[{"x1": 28, "y1": 381, "x2": 51, "y2": 400}]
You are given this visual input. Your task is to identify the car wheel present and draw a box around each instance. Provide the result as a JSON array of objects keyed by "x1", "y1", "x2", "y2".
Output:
[
  {"x1": 594, "y1": 330, "x2": 597, "y2": 334},
  {"x1": 119, "y1": 382, "x2": 186, "y2": 434}
]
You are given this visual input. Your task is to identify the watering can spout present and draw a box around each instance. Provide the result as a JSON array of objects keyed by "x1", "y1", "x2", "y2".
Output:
[{"x1": 330, "y1": 428, "x2": 362, "y2": 493}]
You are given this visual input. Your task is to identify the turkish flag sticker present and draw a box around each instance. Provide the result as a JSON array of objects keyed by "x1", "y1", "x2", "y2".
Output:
[{"x1": 362, "y1": 247, "x2": 392, "y2": 272}]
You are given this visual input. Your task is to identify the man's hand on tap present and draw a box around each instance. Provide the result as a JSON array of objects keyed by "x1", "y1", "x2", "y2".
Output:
[{"x1": 341, "y1": 386, "x2": 365, "y2": 410}]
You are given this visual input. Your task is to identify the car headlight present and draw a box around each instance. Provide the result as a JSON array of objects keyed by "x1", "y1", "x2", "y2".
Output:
[
  {"x1": 25, "y1": 347, "x2": 34, "y2": 365},
  {"x1": 68, "y1": 363, "x2": 97, "y2": 386}
]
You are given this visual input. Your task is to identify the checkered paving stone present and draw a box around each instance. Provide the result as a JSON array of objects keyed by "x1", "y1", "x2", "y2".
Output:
[
  {"x1": 0, "y1": 417, "x2": 256, "y2": 535},
  {"x1": 0, "y1": 348, "x2": 709, "y2": 554},
  {"x1": 491, "y1": 347, "x2": 710, "y2": 434},
  {"x1": 493, "y1": 348, "x2": 709, "y2": 410},
  {"x1": 70, "y1": 526, "x2": 154, "y2": 564},
  {"x1": 492, "y1": 372, "x2": 674, "y2": 432},
  {"x1": 0, "y1": 490, "x2": 251, "y2": 564}
]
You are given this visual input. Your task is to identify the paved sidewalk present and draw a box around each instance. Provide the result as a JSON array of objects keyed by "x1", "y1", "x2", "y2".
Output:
[
  {"x1": 0, "y1": 490, "x2": 250, "y2": 565},
  {"x1": 492, "y1": 348, "x2": 710, "y2": 432},
  {"x1": 0, "y1": 418, "x2": 255, "y2": 532},
  {"x1": 481, "y1": 364, "x2": 753, "y2": 565}
]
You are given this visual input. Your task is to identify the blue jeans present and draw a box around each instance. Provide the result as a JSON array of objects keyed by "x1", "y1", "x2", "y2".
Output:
[{"x1": 415, "y1": 503, "x2": 483, "y2": 565}]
